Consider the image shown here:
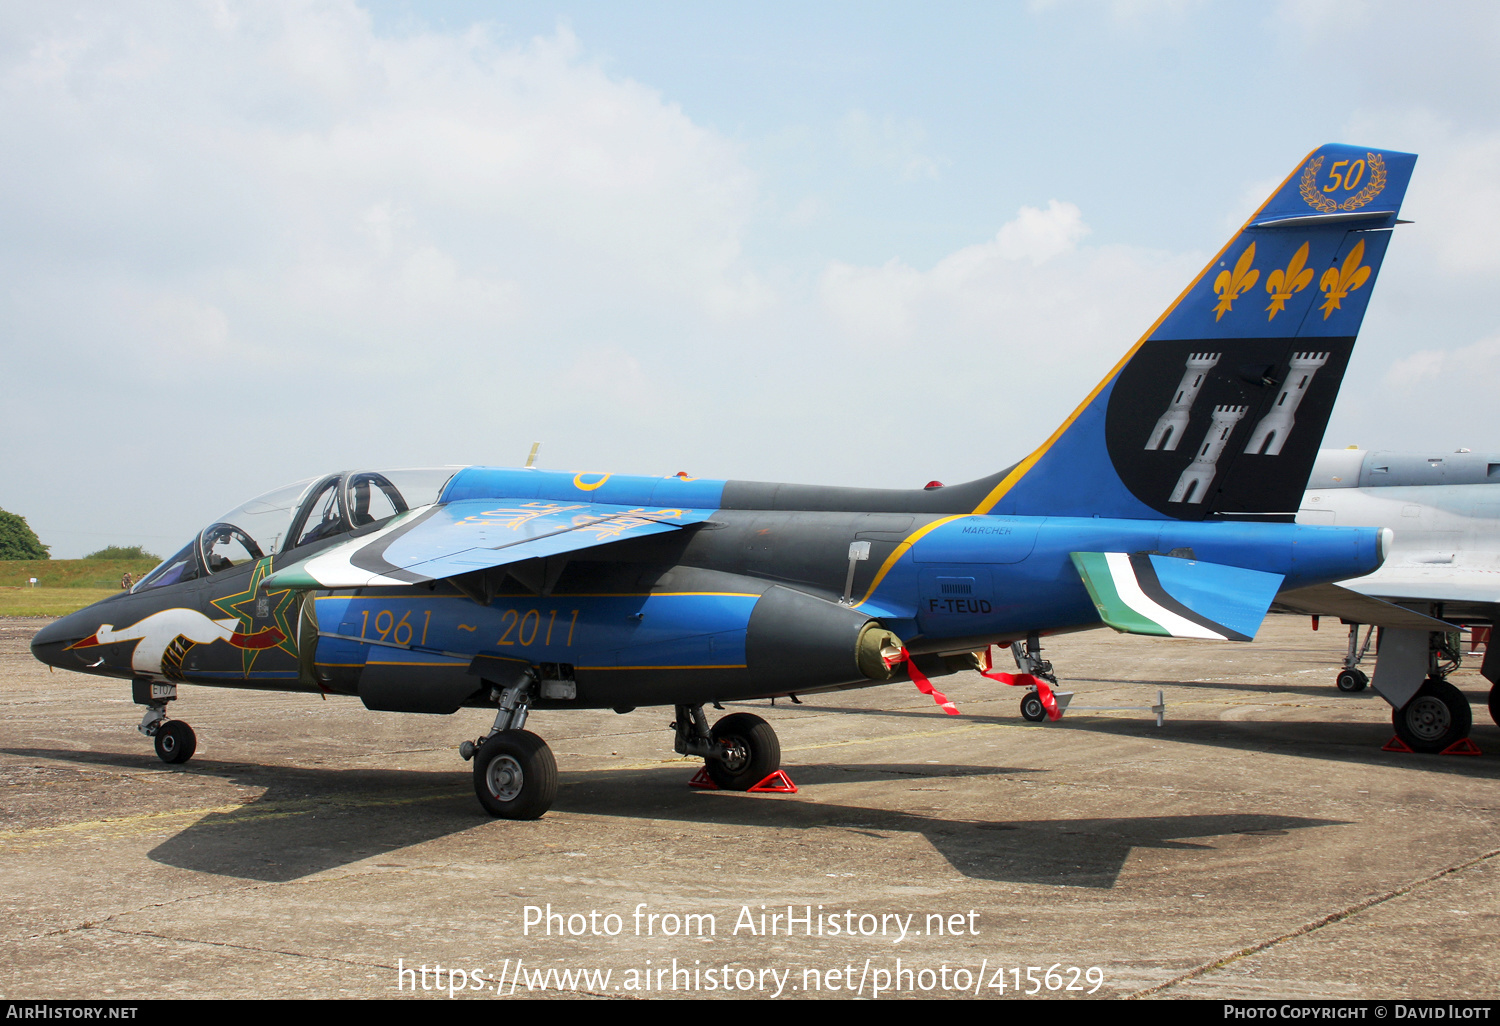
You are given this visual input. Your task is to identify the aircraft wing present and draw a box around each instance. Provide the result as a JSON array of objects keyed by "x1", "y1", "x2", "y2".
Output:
[
  {"x1": 1337, "y1": 567, "x2": 1500, "y2": 609},
  {"x1": 1271, "y1": 582, "x2": 1458, "y2": 630},
  {"x1": 1070, "y1": 552, "x2": 1284, "y2": 642},
  {"x1": 260, "y1": 500, "x2": 717, "y2": 590}
]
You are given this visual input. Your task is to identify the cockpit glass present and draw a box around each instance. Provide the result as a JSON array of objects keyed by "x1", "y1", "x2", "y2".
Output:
[
  {"x1": 345, "y1": 468, "x2": 454, "y2": 528},
  {"x1": 202, "y1": 524, "x2": 263, "y2": 574},
  {"x1": 157, "y1": 470, "x2": 459, "y2": 579},
  {"x1": 202, "y1": 477, "x2": 318, "y2": 569},
  {"x1": 293, "y1": 479, "x2": 346, "y2": 548},
  {"x1": 132, "y1": 541, "x2": 201, "y2": 592}
]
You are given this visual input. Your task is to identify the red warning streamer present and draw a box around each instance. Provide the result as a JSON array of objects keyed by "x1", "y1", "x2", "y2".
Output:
[
  {"x1": 886, "y1": 647, "x2": 960, "y2": 716},
  {"x1": 978, "y1": 646, "x2": 1061, "y2": 720}
]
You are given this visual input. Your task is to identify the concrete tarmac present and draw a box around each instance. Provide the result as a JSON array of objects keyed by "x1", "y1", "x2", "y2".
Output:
[{"x1": 1, "y1": 614, "x2": 1496, "y2": 1001}]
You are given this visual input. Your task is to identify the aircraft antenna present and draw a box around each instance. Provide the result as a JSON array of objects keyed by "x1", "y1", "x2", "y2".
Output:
[{"x1": 524, "y1": 442, "x2": 541, "y2": 469}]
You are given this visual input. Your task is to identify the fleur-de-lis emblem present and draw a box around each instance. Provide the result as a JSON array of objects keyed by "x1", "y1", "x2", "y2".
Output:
[
  {"x1": 1212, "y1": 243, "x2": 1258, "y2": 321},
  {"x1": 1264, "y1": 242, "x2": 1314, "y2": 320},
  {"x1": 1318, "y1": 239, "x2": 1371, "y2": 320}
]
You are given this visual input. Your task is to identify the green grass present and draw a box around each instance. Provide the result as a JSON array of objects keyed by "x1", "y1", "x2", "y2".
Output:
[
  {"x1": 0, "y1": 558, "x2": 160, "y2": 590},
  {"x1": 0, "y1": 587, "x2": 121, "y2": 617}
]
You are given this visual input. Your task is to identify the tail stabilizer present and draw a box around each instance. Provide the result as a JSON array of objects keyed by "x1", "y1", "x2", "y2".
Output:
[
  {"x1": 1071, "y1": 552, "x2": 1284, "y2": 641},
  {"x1": 977, "y1": 144, "x2": 1416, "y2": 522}
]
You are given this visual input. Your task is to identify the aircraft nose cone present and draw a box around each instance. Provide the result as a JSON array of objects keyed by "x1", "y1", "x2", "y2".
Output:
[{"x1": 30, "y1": 609, "x2": 101, "y2": 669}]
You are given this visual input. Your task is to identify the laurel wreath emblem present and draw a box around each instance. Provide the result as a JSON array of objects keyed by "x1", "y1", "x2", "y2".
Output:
[{"x1": 1299, "y1": 153, "x2": 1387, "y2": 213}]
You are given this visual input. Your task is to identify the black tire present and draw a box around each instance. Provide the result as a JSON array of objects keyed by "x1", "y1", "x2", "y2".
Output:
[
  {"x1": 1336, "y1": 668, "x2": 1369, "y2": 693},
  {"x1": 1392, "y1": 678, "x2": 1473, "y2": 753},
  {"x1": 154, "y1": 720, "x2": 196, "y2": 764},
  {"x1": 1020, "y1": 692, "x2": 1047, "y2": 722},
  {"x1": 473, "y1": 730, "x2": 557, "y2": 820},
  {"x1": 706, "y1": 712, "x2": 780, "y2": 790},
  {"x1": 1489, "y1": 683, "x2": 1499, "y2": 730}
]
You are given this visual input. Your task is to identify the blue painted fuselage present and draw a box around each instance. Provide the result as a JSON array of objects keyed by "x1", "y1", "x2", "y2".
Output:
[{"x1": 297, "y1": 466, "x2": 1382, "y2": 708}]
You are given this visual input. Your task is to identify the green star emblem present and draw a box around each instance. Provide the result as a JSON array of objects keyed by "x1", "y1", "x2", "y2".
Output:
[{"x1": 210, "y1": 556, "x2": 302, "y2": 677}]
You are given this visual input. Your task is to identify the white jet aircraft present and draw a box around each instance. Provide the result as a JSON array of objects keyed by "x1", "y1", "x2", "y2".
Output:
[{"x1": 1280, "y1": 448, "x2": 1500, "y2": 751}]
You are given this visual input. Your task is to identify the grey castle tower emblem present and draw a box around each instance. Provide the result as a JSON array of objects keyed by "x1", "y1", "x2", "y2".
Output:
[
  {"x1": 1243, "y1": 352, "x2": 1330, "y2": 456},
  {"x1": 1145, "y1": 352, "x2": 1220, "y2": 451},
  {"x1": 1170, "y1": 404, "x2": 1249, "y2": 504}
]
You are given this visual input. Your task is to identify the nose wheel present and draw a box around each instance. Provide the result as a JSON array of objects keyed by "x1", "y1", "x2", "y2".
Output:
[
  {"x1": 152, "y1": 720, "x2": 197, "y2": 764},
  {"x1": 1335, "y1": 668, "x2": 1369, "y2": 693}
]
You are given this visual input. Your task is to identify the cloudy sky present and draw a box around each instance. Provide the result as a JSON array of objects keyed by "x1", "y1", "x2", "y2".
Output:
[{"x1": 3, "y1": 1, "x2": 1497, "y2": 557}]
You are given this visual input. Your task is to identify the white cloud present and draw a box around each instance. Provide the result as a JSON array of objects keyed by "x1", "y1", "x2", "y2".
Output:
[
  {"x1": 1385, "y1": 335, "x2": 1500, "y2": 390},
  {"x1": 837, "y1": 108, "x2": 943, "y2": 182},
  {"x1": 819, "y1": 201, "x2": 1191, "y2": 370},
  {"x1": 994, "y1": 200, "x2": 1090, "y2": 264},
  {"x1": 0, "y1": 1, "x2": 781, "y2": 552},
  {"x1": 0, "y1": 2, "x2": 768, "y2": 382},
  {"x1": 10, "y1": 2, "x2": 1494, "y2": 554},
  {"x1": 1403, "y1": 129, "x2": 1500, "y2": 276},
  {"x1": 1028, "y1": 0, "x2": 1205, "y2": 26},
  {"x1": 555, "y1": 345, "x2": 661, "y2": 412}
]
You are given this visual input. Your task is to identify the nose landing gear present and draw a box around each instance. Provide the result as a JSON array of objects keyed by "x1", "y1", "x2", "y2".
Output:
[{"x1": 134, "y1": 679, "x2": 196, "y2": 765}]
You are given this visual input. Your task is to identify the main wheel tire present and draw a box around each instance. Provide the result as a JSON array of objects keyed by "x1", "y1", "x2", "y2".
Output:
[
  {"x1": 473, "y1": 730, "x2": 557, "y2": 819},
  {"x1": 1489, "y1": 683, "x2": 1500, "y2": 730},
  {"x1": 1336, "y1": 668, "x2": 1369, "y2": 693},
  {"x1": 154, "y1": 720, "x2": 196, "y2": 764},
  {"x1": 706, "y1": 712, "x2": 780, "y2": 791},
  {"x1": 1393, "y1": 678, "x2": 1473, "y2": 754},
  {"x1": 1020, "y1": 692, "x2": 1047, "y2": 722}
]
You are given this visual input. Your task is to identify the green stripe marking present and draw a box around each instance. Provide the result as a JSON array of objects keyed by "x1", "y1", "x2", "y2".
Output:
[{"x1": 1070, "y1": 552, "x2": 1170, "y2": 637}]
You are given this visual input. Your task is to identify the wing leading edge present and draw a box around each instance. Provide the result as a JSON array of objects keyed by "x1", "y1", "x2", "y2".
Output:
[{"x1": 261, "y1": 499, "x2": 718, "y2": 590}]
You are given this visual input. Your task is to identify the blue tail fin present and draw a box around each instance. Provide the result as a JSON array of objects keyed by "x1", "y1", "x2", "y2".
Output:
[{"x1": 974, "y1": 144, "x2": 1416, "y2": 522}]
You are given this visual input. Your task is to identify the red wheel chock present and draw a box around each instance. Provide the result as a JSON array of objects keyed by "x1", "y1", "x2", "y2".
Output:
[
  {"x1": 688, "y1": 768, "x2": 798, "y2": 793},
  {"x1": 748, "y1": 770, "x2": 797, "y2": 793},
  {"x1": 1381, "y1": 736, "x2": 1483, "y2": 755},
  {"x1": 688, "y1": 767, "x2": 718, "y2": 789}
]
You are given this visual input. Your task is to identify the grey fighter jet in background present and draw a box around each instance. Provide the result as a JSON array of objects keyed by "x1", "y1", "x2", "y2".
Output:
[{"x1": 1280, "y1": 448, "x2": 1500, "y2": 749}]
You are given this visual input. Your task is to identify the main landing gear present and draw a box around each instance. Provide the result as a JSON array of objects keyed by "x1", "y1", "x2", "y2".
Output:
[
  {"x1": 1392, "y1": 677, "x2": 1473, "y2": 753},
  {"x1": 134, "y1": 679, "x2": 197, "y2": 765},
  {"x1": 1351, "y1": 626, "x2": 1479, "y2": 754},
  {"x1": 673, "y1": 705, "x2": 781, "y2": 790},
  {"x1": 458, "y1": 685, "x2": 785, "y2": 819},
  {"x1": 461, "y1": 675, "x2": 557, "y2": 820},
  {"x1": 1390, "y1": 631, "x2": 1472, "y2": 754},
  {"x1": 470, "y1": 730, "x2": 557, "y2": 820}
]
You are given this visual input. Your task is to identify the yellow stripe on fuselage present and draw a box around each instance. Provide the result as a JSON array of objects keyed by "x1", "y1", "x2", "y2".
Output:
[{"x1": 853, "y1": 514, "x2": 969, "y2": 608}]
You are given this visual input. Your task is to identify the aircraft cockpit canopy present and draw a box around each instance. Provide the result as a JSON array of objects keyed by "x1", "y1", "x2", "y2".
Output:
[{"x1": 132, "y1": 468, "x2": 457, "y2": 591}]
